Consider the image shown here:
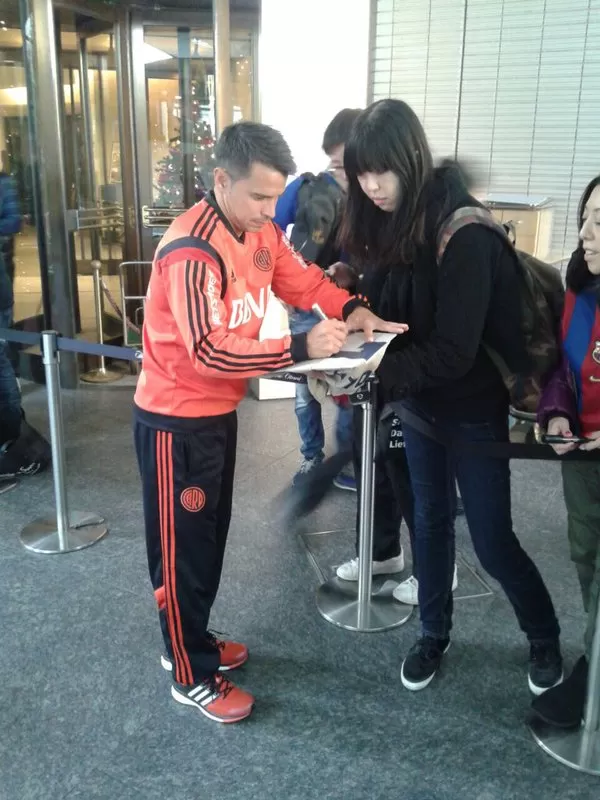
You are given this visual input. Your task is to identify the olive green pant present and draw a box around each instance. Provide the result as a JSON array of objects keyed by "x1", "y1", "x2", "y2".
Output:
[{"x1": 562, "y1": 460, "x2": 600, "y2": 658}]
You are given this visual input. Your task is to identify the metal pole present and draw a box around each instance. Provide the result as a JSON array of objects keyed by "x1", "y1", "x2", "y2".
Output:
[
  {"x1": 356, "y1": 397, "x2": 376, "y2": 628},
  {"x1": 315, "y1": 376, "x2": 413, "y2": 632},
  {"x1": 20, "y1": 332, "x2": 108, "y2": 554},
  {"x1": 80, "y1": 261, "x2": 124, "y2": 383},
  {"x1": 45, "y1": 331, "x2": 69, "y2": 549},
  {"x1": 178, "y1": 27, "x2": 195, "y2": 208},
  {"x1": 78, "y1": 35, "x2": 101, "y2": 262},
  {"x1": 20, "y1": 0, "x2": 79, "y2": 388},
  {"x1": 213, "y1": 0, "x2": 233, "y2": 136},
  {"x1": 530, "y1": 593, "x2": 600, "y2": 774},
  {"x1": 584, "y1": 605, "x2": 600, "y2": 734}
]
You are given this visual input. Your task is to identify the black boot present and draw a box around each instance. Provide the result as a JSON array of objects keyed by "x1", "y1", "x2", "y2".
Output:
[{"x1": 530, "y1": 655, "x2": 588, "y2": 729}]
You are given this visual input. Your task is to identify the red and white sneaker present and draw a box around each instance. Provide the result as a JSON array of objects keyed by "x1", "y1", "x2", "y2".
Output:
[
  {"x1": 171, "y1": 674, "x2": 254, "y2": 723},
  {"x1": 161, "y1": 633, "x2": 249, "y2": 674}
]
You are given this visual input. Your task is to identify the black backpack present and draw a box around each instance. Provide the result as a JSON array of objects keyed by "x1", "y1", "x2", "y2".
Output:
[
  {"x1": 437, "y1": 206, "x2": 564, "y2": 415},
  {"x1": 289, "y1": 172, "x2": 344, "y2": 268}
]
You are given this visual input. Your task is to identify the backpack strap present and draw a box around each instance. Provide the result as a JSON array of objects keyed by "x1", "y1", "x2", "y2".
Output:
[
  {"x1": 156, "y1": 236, "x2": 228, "y2": 299},
  {"x1": 436, "y1": 206, "x2": 510, "y2": 265}
]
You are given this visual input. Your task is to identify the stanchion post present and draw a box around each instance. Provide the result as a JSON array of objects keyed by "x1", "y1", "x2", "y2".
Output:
[
  {"x1": 315, "y1": 375, "x2": 413, "y2": 632},
  {"x1": 80, "y1": 260, "x2": 124, "y2": 384},
  {"x1": 19, "y1": 331, "x2": 109, "y2": 555},
  {"x1": 45, "y1": 331, "x2": 69, "y2": 550},
  {"x1": 356, "y1": 393, "x2": 376, "y2": 629},
  {"x1": 584, "y1": 605, "x2": 600, "y2": 735},
  {"x1": 530, "y1": 593, "x2": 600, "y2": 774}
]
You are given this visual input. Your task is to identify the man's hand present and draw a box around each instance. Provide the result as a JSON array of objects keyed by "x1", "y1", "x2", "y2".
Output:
[
  {"x1": 346, "y1": 306, "x2": 409, "y2": 342},
  {"x1": 547, "y1": 416, "x2": 578, "y2": 455},
  {"x1": 306, "y1": 319, "x2": 347, "y2": 359},
  {"x1": 579, "y1": 430, "x2": 600, "y2": 452}
]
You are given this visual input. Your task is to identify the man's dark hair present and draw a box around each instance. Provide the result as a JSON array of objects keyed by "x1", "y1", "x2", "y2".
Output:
[
  {"x1": 322, "y1": 108, "x2": 362, "y2": 155},
  {"x1": 214, "y1": 121, "x2": 296, "y2": 180}
]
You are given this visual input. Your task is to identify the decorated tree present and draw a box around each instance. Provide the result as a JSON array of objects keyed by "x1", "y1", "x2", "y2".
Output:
[{"x1": 154, "y1": 82, "x2": 216, "y2": 206}]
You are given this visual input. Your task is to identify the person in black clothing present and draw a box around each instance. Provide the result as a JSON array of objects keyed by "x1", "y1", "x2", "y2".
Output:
[
  {"x1": 0, "y1": 251, "x2": 21, "y2": 454},
  {"x1": 0, "y1": 250, "x2": 49, "y2": 481},
  {"x1": 333, "y1": 260, "x2": 415, "y2": 582},
  {"x1": 340, "y1": 98, "x2": 562, "y2": 697}
]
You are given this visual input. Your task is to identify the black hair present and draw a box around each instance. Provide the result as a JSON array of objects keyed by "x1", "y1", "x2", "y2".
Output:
[
  {"x1": 214, "y1": 121, "x2": 296, "y2": 180},
  {"x1": 566, "y1": 174, "x2": 600, "y2": 293},
  {"x1": 339, "y1": 99, "x2": 434, "y2": 266},
  {"x1": 322, "y1": 108, "x2": 363, "y2": 155}
]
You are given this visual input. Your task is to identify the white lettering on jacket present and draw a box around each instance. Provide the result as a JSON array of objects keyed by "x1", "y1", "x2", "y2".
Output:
[
  {"x1": 282, "y1": 233, "x2": 308, "y2": 269},
  {"x1": 206, "y1": 274, "x2": 221, "y2": 325},
  {"x1": 229, "y1": 287, "x2": 271, "y2": 330}
]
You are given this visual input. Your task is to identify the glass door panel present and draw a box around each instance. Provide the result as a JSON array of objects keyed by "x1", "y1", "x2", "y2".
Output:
[
  {"x1": 144, "y1": 25, "x2": 255, "y2": 210},
  {"x1": 0, "y1": 4, "x2": 43, "y2": 330},
  {"x1": 58, "y1": 12, "x2": 122, "y2": 336}
]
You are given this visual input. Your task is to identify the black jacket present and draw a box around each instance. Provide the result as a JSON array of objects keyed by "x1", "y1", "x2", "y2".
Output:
[
  {"x1": 0, "y1": 250, "x2": 12, "y2": 312},
  {"x1": 374, "y1": 167, "x2": 528, "y2": 420}
]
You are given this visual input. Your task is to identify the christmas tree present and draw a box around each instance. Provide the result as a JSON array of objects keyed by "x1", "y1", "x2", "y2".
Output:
[{"x1": 154, "y1": 82, "x2": 216, "y2": 206}]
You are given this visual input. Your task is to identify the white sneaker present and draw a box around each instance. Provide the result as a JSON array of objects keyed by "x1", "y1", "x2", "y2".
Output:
[
  {"x1": 336, "y1": 552, "x2": 405, "y2": 581},
  {"x1": 393, "y1": 565, "x2": 458, "y2": 606}
]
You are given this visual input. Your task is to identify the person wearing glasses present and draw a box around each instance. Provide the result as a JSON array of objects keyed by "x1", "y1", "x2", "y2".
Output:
[{"x1": 274, "y1": 109, "x2": 362, "y2": 491}]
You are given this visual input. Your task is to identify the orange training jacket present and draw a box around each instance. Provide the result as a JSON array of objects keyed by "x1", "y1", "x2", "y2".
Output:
[{"x1": 134, "y1": 193, "x2": 364, "y2": 420}]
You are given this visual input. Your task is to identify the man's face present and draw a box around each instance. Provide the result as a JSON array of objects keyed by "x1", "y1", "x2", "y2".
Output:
[
  {"x1": 213, "y1": 163, "x2": 287, "y2": 234},
  {"x1": 327, "y1": 144, "x2": 348, "y2": 192}
]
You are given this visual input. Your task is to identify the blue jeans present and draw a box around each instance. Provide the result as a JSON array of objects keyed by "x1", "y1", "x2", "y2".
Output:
[
  {"x1": 401, "y1": 400, "x2": 560, "y2": 643},
  {"x1": 0, "y1": 306, "x2": 21, "y2": 447},
  {"x1": 289, "y1": 309, "x2": 353, "y2": 460}
]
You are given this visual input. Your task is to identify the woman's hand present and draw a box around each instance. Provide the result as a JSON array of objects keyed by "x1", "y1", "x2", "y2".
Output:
[
  {"x1": 547, "y1": 416, "x2": 578, "y2": 455},
  {"x1": 579, "y1": 431, "x2": 600, "y2": 452},
  {"x1": 345, "y1": 307, "x2": 408, "y2": 342}
]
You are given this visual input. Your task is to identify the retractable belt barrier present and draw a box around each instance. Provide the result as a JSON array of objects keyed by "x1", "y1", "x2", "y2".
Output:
[
  {"x1": 387, "y1": 404, "x2": 600, "y2": 463},
  {"x1": 0, "y1": 327, "x2": 141, "y2": 555}
]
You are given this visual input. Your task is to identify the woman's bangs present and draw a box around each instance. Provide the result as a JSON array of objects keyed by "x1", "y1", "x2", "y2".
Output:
[{"x1": 345, "y1": 125, "x2": 391, "y2": 177}]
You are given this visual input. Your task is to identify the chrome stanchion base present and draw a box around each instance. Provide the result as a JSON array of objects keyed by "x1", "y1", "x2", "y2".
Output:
[
  {"x1": 0, "y1": 478, "x2": 17, "y2": 495},
  {"x1": 529, "y1": 718, "x2": 600, "y2": 775},
  {"x1": 316, "y1": 576, "x2": 413, "y2": 632},
  {"x1": 20, "y1": 511, "x2": 108, "y2": 554},
  {"x1": 80, "y1": 366, "x2": 126, "y2": 384}
]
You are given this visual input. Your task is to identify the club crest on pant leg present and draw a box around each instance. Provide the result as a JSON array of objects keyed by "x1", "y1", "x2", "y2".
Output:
[{"x1": 181, "y1": 486, "x2": 206, "y2": 512}]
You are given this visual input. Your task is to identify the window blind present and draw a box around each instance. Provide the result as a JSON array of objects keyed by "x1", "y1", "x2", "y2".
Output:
[{"x1": 370, "y1": 0, "x2": 599, "y2": 262}]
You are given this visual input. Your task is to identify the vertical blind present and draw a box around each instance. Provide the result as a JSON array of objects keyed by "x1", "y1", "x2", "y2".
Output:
[{"x1": 371, "y1": 0, "x2": 600, "y2": 261}]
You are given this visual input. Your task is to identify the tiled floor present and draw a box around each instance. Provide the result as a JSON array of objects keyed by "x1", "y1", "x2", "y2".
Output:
[{"x1": 1, "y1": 382, "x2": 598, "y2": 799}]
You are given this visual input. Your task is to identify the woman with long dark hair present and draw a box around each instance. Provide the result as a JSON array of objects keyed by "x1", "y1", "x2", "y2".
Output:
[
  {"x1": 340, "y1": 98, "x2": 562, "y2": 694},
  {"x1": 533, "y1": 175, "x2": 600, "y2": 728}
]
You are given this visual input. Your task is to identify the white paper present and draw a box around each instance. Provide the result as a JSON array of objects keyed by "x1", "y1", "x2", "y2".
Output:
[
  {"x1": 277, "y1": 332, "x2": 396, "y2": 374},
  {"x1": 270, "y1": 332, "x2": 397, "y2": 400}
]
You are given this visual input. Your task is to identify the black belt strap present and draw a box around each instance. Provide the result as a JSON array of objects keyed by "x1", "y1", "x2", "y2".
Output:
[{"x1": 383, "y1": 403, "x2": 600, "y2": 463}]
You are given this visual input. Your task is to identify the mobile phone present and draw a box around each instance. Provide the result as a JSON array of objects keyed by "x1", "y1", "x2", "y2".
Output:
[{"x1": 539, "y1": 433, "x2": 591, "y2": 445}]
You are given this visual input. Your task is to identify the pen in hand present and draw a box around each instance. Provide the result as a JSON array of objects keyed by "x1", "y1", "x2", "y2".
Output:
[{"x1": 312, "y1": 304, "x2": 328, "y2": 321}]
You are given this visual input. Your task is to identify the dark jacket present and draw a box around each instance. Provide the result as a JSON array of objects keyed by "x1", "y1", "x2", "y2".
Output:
[
  {"x1": 538, "y1": 270, "x2": 600, "y2": 436},
  {"x1": 537, "y1": 354, "x2": 578, "y2": 432},
  {"x1": 0, "y1": 172, "x2": 21, "y2": 237},
  {"x1": 375, "y1": 167, "x2": 527, "y2": 420},
  {"x1": 0, "y1": 249, "x2": 12, "y2": 312}
]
